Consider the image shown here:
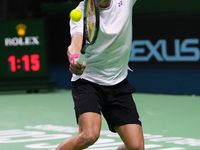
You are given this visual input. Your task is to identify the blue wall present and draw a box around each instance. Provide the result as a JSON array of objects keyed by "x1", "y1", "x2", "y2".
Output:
[
  {"x1": 50, "y1": 65, "x2": 200, "y2": 95},
  {"x1": 127, "y1": 69, "x2": 200, "y2": 95},
  {"x1": 50, "y1": 65, "x2": 72, "y2": 89}
]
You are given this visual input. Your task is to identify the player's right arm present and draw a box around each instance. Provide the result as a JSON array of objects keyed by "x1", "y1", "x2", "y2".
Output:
[
  {"x1": 67, "y1": 34, "x2": 87, "y2": 75},
  {"x1": 68, "y1": 1, "x2": 85, "y2": 75}
]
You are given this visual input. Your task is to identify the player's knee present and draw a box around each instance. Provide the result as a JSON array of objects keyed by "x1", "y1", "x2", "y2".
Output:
[
  {"x1": 126, "y1": 141, "x2": 144, "y2": 150},
  {"x1": 124, "y1": 137, "x2": 144, "y2": 150},
  {"x1": 79, "y1": 131, "x2": 99, "y2": 147}
]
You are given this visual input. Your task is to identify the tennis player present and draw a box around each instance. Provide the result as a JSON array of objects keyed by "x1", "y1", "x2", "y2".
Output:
[{"x1": 56, "y1": 0, "x2": 144, "y2": 149}]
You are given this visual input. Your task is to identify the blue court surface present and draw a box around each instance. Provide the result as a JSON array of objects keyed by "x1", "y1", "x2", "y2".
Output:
[{"x1": 0, "y1": 90, "x2": 200, "y2": 150}]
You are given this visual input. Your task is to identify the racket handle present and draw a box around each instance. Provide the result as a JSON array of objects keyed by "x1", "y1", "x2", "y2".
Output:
[{"x1": 78, "y1": 53, "x2": 85, "y2": 65}]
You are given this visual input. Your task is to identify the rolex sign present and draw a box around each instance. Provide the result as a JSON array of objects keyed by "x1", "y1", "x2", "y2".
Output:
[{"x1": 0, "y1": 19, "x2": 45, "y2": 48}]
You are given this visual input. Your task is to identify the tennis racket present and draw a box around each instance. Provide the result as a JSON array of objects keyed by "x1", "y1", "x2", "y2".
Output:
[{"x1": 78, "y1": 0, "x2": 100, "y2": 65}]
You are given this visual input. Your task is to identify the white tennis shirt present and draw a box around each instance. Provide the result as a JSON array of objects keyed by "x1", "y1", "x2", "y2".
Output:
[{"x1": 70, "y1": 0, "x2": 137, "y2": 85}]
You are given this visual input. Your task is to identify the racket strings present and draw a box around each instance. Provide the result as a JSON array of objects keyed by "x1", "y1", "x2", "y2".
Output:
[{"x1": 86, "y1": 0, "x2": 97, "y2": 43}]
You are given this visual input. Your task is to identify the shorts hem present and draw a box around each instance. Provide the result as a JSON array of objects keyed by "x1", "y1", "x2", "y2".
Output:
[
  {"x1": 75, "y1": 110, "x2": 101, "y2": 124},
  {"x1": 111, "y1": 122, "x2": 142, "y2": 133}
]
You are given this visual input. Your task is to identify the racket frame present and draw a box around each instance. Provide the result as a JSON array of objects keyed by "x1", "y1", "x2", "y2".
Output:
[{"x1": 78, "y1": 0, "x2": 100, "y2": 65}]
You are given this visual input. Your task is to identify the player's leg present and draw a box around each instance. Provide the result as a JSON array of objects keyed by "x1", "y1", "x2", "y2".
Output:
[
  {"x1": 56, "y1": 112, "x2": 101, "y2": 150},
  {"x1": 117, "y1": 144, "x2": 126, "y2": 150},
  {"x1": 56, "y1": 79, "x2": 103, "y2": 149},
  {"x1": 101, "y1": 79, "x2": 144, "y2": 150},
  {"x1": 115, "y1": 124, "x2": 144, "y2": 150}
]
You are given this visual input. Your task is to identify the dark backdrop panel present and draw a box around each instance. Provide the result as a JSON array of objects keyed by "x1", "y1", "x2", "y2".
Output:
[
  {"x1": 44, "y1": 17, "x2": 70, "y2": 64},
  {"x1": 131, "y1": 15, "x2": 200, "y2": 69}
]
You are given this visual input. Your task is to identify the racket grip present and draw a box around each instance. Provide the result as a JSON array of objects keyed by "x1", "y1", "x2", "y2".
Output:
[{"x1": 78, "y1": 53, "x2": 85, "y2": 65}]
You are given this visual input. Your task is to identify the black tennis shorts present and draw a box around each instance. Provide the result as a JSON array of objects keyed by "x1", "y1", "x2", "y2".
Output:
[{"x1": 71, "y1": 78, "x2": 142, "y2": 132}]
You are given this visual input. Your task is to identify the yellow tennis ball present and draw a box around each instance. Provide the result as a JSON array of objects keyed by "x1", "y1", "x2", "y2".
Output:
[{"x1": 70, "y1": 9, "x2": 82, "y2": 22}]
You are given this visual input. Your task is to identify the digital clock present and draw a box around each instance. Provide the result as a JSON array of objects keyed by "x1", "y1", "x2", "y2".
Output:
[
  {"x1": 0, "y1": 19, "x2": 56, "y2": 91},
  {"x1": 8, "y1": 54, "x2": 40, "y2": 72},
  {"x1": 0, "y1": 48, "x2": 46, "y2": 78}
]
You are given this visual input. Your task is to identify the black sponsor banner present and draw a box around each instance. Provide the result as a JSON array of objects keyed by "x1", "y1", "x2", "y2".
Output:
[{"x1": 130, "y1": 15, "x2": 200, "y2": 69}]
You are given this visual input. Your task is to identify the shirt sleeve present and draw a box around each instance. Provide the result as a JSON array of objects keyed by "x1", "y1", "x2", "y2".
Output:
[{"x1": 70, "y1": 1, "x2": 84, "y2": 37}]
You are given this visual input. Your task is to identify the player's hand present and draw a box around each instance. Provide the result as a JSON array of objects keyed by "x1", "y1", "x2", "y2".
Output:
[{"x1": 69, "y1": 58, "x2": 87, "y2": 75}]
